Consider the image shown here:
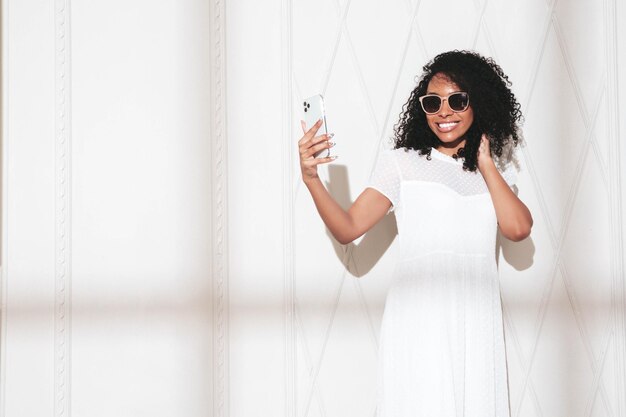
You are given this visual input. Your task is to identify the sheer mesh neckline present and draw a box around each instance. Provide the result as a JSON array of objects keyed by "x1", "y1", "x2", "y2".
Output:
[
  {"x1": 368, "y1": 147, "x2": 518, "y2": 209},
  {"x1": 430, "y1": 147, "x2": 464, "y2": 165}
]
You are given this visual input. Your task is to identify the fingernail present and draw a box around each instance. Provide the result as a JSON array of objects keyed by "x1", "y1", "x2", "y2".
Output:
[
  {"x1": 328, "y1": 141, "x2": 336, "y2": 147},
  {"x1": 331, "y1": 155, "x2": 339, "y2": 160},
  {"x1": 328, "y1": 132, "x2": 335, "y2": 139}
]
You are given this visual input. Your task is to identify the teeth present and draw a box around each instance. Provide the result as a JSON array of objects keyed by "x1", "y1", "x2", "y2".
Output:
[{"x1": 438, "y1": 122, "x2": 458, "y2": 128}]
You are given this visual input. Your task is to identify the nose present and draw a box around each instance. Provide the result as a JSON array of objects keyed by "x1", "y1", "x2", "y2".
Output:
[{"x1": 438, "y1": 98, "x2": 453, "y2": 116}]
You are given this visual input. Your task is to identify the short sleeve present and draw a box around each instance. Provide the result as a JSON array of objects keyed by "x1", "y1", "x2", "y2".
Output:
[{"x1": 368, "y1": 150, "x2": 401, "y2": 212}]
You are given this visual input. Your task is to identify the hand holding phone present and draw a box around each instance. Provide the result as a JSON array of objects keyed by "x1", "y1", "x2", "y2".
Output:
[
  {"x1": 298, "y1": 94, "x2": 337, "y2": 184},
  {"x1": 302, "y1": 94, "x2": 331, "y2": 158}
]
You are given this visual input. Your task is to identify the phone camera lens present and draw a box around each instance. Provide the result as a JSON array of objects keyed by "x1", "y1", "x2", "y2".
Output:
[
  {"x1": 304, "y1": 108, "x2": 307, "y2": 112},
  {"x1": 307, "y1": 103, "x2": 310, "y2": 108}
]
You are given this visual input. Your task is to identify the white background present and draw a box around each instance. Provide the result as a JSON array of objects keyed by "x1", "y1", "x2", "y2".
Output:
[
  {"x1": 1, "y1": 1, "x2": 214, "y2": 416},
  {"x1": 2, "y1": 1, "x2": 626, "y2": 417}
]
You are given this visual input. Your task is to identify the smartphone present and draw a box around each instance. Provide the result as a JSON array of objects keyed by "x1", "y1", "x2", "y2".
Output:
[{"x1": 303, "y1": 94, "x2": 330, "y2": 158}]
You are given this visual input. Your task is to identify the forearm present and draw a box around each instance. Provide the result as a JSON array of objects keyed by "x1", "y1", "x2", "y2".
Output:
[
  {"x1": 298, "y1": 124, "x2": 389, "y2": 242},
  {"x1": 304, "y1": 177, "x2": 359, "y2": 244},
  {"x1": 480, "y1": 160, "x2": 533, "y2": 241}
]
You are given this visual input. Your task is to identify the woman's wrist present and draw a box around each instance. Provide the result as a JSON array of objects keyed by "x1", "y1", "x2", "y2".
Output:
[{"x1": 478, "y1": 156, "x2": 496, "y2": 174}]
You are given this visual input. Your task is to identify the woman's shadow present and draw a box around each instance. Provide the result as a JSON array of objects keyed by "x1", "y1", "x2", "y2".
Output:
[
  {"x1": 325, "y1": 164, "x2": 397, "y2": 277},
  {"x1": 496, "y1": 185, "x2": 536, "y2": 270},
  {"x1": 325, "y1": 166, "x2": 535, "y2": 275}
]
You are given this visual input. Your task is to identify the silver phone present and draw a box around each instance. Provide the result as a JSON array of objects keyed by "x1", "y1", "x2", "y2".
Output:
[{"x1": 303, "y1": 94, "x2": 330, "y2": 158}]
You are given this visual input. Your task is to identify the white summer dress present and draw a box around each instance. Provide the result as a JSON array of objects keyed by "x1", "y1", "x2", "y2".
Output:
[{"x1": 368, "y1": 147, "x2": 517, "y2": 417}]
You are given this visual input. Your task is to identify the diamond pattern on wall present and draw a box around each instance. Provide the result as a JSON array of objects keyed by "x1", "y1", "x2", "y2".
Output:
[
  {"x1": 553, "y1": 0, "x2": 605, "y2": 113},
  {"x1": 417, "y1": 0, "x2": 478, "y2": 53},
  {"x1": 289, "y1": 0, "x2": 621, "y2": 416},
  {"x1": 482, "y1": 0, "x2": 549, "y2": 96},
  {"x1": 561, "y1": 156, "x2": 612, "y2": 358},
  {"x1": 592, "y1": 89, "x2": 611, "y2": 185},
  {"x1": 528, "y1": 269, "x2": 594, "y2": 417},
  {"x1": 524, "y1": 25, "x2": 587, "y2": 240}
]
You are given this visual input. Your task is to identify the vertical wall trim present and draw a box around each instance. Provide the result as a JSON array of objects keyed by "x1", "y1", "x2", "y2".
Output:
[
  {"x1": 281, "y1": 0, "x2": 296, "y2": 416},
  {"x1": 211, "y1": 1, "x2": 229, "y2": 416},
  {"x1": 54, "y1": 0, "x2": 72, "y2": 416},
  {"x1": 0, "y1": 0, "x2": 8, "y2": 415},
  {"x1": 606, "y1": 0, "x2": 626, "y2": 416}
]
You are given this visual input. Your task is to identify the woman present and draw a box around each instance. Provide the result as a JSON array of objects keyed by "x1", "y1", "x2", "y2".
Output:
[{"x1": 298, "y1": 50, "x2": 532, "y2": 416}]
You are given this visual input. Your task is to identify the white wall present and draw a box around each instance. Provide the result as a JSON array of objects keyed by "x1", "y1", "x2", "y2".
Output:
[
  {"x1": 227, "y1": 1, "x2": 626, "y2": 417},
  {"x1": 1, "y1": 1, "x2": 216, "y2": 416},
  {"x1": 2, "y1": 1, "x2": 625, "y2": 417}
]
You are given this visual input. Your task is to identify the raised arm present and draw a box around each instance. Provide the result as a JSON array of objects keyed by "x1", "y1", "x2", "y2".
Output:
[
  {"x1": 299, "y1": 120, "x2": 391, "y2": 244},
  {"x1": 478, "y1": 136, "x2": 533, "y2": 241}
]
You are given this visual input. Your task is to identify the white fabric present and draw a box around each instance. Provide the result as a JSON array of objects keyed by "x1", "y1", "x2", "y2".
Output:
[{"x1": 368, "y1": 147, "x2": 517, "y2": 417}]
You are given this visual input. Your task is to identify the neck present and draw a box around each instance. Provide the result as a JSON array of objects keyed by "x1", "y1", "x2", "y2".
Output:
[{"x1": 436, "y1": 138, "x2": 466, "y2": 157}]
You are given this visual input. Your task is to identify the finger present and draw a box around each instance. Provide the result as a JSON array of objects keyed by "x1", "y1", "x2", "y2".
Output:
[
  {"x1": 304, "y1": 118, "x2": 323, "y2": 137},
  {"x1": 303, "y1": 155, "x2": 338, "y2": 167},
  {"x1": 315, "y1": 155, "x2": 338, "y2": 165},
  {"x1": 302, "y1": 139, "x2": 335, "y2": 159},
  {"x1": 299, "y1": 133, "x2": 334, "y2": 154},
  {"x1": 298, "y1": 119, "x2": 323, "y2": 146},
  {"x1": 311, "y1": 132, "x2": 334, "y2": 145},
  {"x1": 300, "y1": 120, "x2": 306, "y2": 134}
]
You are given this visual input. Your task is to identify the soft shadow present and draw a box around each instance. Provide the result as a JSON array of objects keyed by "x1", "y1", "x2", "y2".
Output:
[
  {"x1": 325, "y1": 164, "x2": 397, "y2": 277},
  {"x1": 324, "y1": 164, "x2": 532, "y2": 273},
  {"x1": 495, "y1": 184, "x2": 536, "y2": 271},
  {"x1": 496, "y1": 232, "x2": 535, "y2": 271}
]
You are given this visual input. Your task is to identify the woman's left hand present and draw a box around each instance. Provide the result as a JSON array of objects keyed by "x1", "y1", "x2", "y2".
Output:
[{"x1": 477, "y1": 134, "x2": 494, "y2": 172}]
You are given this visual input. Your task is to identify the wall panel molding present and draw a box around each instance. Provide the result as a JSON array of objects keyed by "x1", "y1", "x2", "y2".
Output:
[
  {"x1": 3, "y1": 1, "x2": 214, "y2": 415},
  {"x1": 606, "y1": 0, "x2": 626, "y2": 415},
  {"x1": 211, "y1": 1, "x2": 229, "y2": 416},
  {"x1": 54, "y1": 0, "x2": 72, "y2": 416},
  {"x1": 281, "y1": 0, "x2": 296, "y2": 416},
  {"x1": 0, "y1": 0, "x2": 8, "y2": 415}
]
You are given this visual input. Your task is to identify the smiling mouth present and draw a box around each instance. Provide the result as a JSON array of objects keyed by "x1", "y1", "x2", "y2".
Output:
[{"x1": 435, "y1": 121, "x2": 460, "y2": 132}]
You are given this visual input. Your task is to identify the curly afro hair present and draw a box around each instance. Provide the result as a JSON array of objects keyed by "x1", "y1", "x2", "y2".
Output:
[{"x1": 394, "y1": 50, "x2": 523, "y2": 172}]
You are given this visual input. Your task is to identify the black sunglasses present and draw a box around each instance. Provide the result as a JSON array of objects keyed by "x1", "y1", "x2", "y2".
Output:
[{"x1": 418, "y1": 92, "x2": 470, "y2": 114}]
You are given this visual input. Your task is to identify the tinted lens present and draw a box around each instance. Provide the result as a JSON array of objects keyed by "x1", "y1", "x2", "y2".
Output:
[
  {"x1": 421, "y1": 96, "x2": 441, "y2": 114},
  {"x1": 448, "y1": 92, "x2": 469, "y2": 111}
]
